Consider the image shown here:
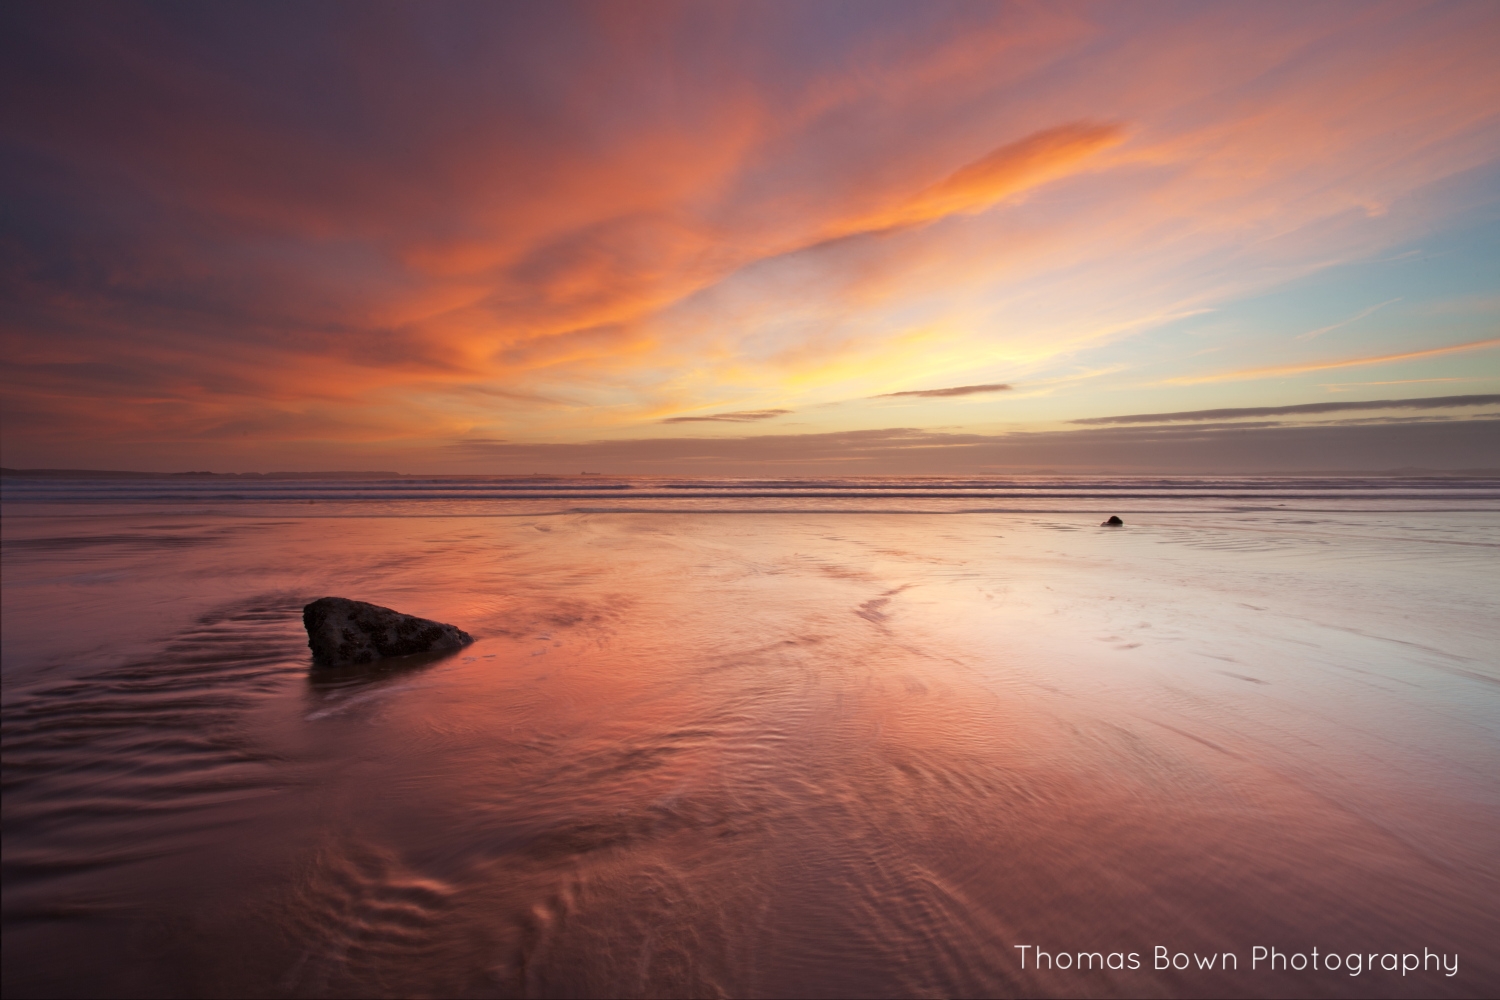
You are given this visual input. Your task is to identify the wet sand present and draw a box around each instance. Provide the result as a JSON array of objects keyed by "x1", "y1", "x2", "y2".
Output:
[{"x1": 3, "y1": 497, "x2": 1497, "y2": 997}]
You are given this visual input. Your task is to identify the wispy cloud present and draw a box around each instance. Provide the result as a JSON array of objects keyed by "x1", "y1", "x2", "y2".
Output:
[
  {"x1": 1072, "y1": 394, "x2": 1500, "y2": 425},
  {"x1": 850, "y1": 123, "x2": 1124, "y2": 234},
  {"x1": 1318, "y1": 377, "x2": 1478, "y2": 392},
  {"x1": 1297, "y1": 298, "x2": 1402, "y2": 339},
  {"x1": 660, "y1": 409, "x2": 792, "y2": 424},
  {"x1": 875, "y1": 383, "x2": 1012, "y2": 399},
  {"x1": 1165, "y1": 339, "x2": 1500, "y2": 385}
]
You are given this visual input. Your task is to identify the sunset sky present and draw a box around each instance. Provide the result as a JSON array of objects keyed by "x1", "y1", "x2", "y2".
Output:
[{"x1": 2, "y1": 1, "x2": 1497, "y2": 474}]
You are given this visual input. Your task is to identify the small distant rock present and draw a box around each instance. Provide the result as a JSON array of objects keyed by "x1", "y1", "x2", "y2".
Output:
[
  {"x1": 1101, "y1": 515, "x2": 1124, "y2": 526},
  {"x1": 303, "y1": 597, "x2": 472, "y2": 668}
]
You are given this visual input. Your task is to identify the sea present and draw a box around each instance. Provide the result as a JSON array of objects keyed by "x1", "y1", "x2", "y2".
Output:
[{"x1": 3, "y1": 475, "x2": 1497, "y2": 998}]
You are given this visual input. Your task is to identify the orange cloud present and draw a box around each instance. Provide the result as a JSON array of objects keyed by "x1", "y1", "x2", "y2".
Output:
[{"x1": 868, "y1": 123, "x2": 1124, "y2": 231}]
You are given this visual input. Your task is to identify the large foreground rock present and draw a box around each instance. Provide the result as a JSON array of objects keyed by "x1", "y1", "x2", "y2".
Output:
[{"x1": 303, "y1": 597, "x2": 473, "y2": 667}]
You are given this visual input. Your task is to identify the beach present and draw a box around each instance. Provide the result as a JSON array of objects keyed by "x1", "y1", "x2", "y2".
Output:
[{"x1": 3, "y1": 477, "x2": 1497, "y2": 998}]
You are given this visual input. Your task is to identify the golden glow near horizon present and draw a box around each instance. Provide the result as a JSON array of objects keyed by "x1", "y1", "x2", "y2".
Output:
[{"x1": 1, "y1": 2, "x2": 1497, "y2": 472}]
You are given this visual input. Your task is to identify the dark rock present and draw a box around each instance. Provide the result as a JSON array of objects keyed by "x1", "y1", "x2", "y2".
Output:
[
  {"x1": 302, "y1": 597, "x2": 472, "y2": 667},
  {"x1": 1101, "y1": 515, "x2": 1124, "y2": 526}
]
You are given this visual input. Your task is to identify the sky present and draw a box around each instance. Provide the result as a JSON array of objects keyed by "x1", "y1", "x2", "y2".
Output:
[{"x1": 2, "y1": 0, "x2": 1497, "y2": 474}]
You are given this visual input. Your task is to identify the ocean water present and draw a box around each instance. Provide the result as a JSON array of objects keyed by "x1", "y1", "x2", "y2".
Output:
[{"x1": 2, "y1": 476, "x2": 1497, "y2": 998}]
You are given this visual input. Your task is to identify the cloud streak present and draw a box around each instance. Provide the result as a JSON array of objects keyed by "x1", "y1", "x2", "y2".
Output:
[
  {"x1": 660, "y1": 409, "x2": 791, "y2": 424},
  {"x1": 875, "y1": 383, "x2": 1012, "y2": 399},
  {"x1": 1298, "y1": 298, "x2": 1402, "y2": 340},
  {"x1": 1165, "y1": 339, "x2": 1500, "y2": 385},
  {"x1": 1072, "y1": 394, "x2": 1500, "y2": 425}
]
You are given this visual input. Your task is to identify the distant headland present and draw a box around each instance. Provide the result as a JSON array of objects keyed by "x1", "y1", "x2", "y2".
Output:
[{"x1": 0, "y1": 468, "x2": 405, "y2": 480}]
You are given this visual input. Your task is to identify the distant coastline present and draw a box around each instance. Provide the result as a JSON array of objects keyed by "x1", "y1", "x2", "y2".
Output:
[
  {"x1": 0, "y1": 469, "x2": 407, "y2": 480},
  {"x1": 4, "y1": 467, "x2": 1498, "y2": 480}
]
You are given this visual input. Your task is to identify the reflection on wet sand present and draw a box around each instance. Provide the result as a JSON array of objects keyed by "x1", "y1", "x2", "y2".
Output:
[
  {"x1": 307, "y1": 647, "x2": 467, "y2": 689},
  {"x1": 2, "y1": 504, "x2": 1497, "y2": 997}
]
